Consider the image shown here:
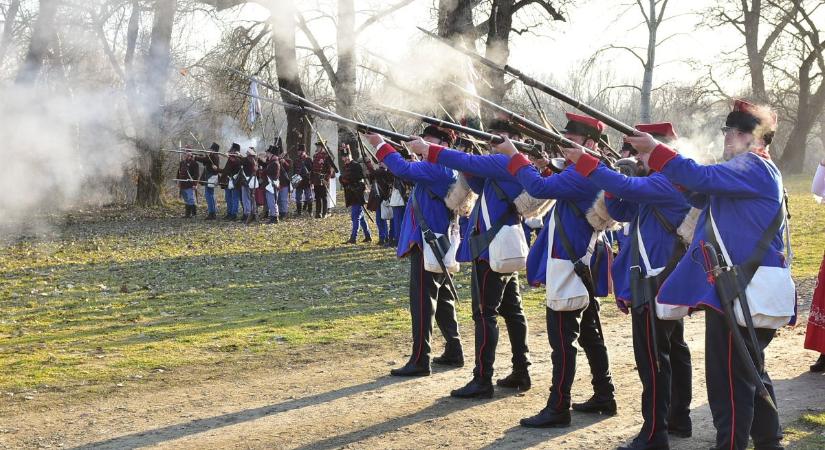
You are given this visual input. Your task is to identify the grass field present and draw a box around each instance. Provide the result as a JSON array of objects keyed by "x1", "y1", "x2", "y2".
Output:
[{"x1": 0, "y1": 174, "x2": 822, "y2": 396}]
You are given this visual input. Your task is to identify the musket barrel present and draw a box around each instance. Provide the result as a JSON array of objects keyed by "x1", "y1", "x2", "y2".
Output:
[
  {"x1": 440, "y1": 86, "x2": 611, "y2": 162},
  {"x1": 418, "y1": 27, "x2": 638, "y2": 137},
  {"x1": 379, "y1": 104, "x2": 542, "y2": 157}
]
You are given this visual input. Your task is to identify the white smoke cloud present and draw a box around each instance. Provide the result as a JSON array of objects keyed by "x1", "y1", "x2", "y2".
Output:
[{"x1": 0, "y1": 85, "x2": 135, "y2": 235}]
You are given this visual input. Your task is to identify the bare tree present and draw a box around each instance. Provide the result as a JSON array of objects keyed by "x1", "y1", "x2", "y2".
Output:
[
  {"x1": 15, "y1": 0, "x2": 59, "y2": 84},
  {"x1": 706, "y1": 0, "x2": 796, "y2": 102},
  {"x1": 297, "y1": 0, "x2": 415, "y2": 160},
  {"x1": 0, "y1": 0, "x2": 21, "y2": 67},
  {"x1": 769, "y1": 0, "x2": 825, "y2": 172},
  {"x1": 134, "y1": 0, "x2": 178, "y2": 206},
  {"x1": 479, "y1": 0, "x2": 566, "y2": 106}
]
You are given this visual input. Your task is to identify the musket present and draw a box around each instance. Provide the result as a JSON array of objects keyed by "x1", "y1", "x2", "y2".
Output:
[
  {"x1": 188, "y1": 132, "x2": 207, "y2": 151},
  {"x1": 272, "y1": 88, "x2": 416, "y2": 144},
  {"x1": 701, "y1": 241, "x2": 777, "y2": 412},
  {"x1": 353, "y1": 112, "x2": 382, "y2": 165},
  {"x1": 381, "y1": 114, "x2": 414, "y2": 158},
  {"x1": 418, "y1": 27, "x2": 639, "y2": 137},
  {"x1": 164, "y1": 148, "x2": 230, "y2": 158},
  {"x1": 378, "y1": 104, "x2": 544, "y2": 158},
  {"x1": 448, "y1": 82, "x2": 619, "y2": 162},
  {"x1": 173, "y1": 178, "x2": 211, "y2": 185},
  {"x1": 304, "y1": 113, "x2": 340, "y2": 173}
]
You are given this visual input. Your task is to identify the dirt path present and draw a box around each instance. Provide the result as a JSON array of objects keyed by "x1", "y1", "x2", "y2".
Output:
[{"x1": 2, "y1": 281, "x2": 824, "y2": 450}]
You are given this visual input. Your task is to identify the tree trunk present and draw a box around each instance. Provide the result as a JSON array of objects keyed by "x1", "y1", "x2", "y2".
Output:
[
  {"x1": 481, "y1": 0, "x2": 514, "y2": 108},
  {"x1": 0, "y1": 0, "x2": 20, "y2": 66},
  {"x1": 743, "y1": 0, "x2": 767, "y2": 101},
  {"x1": 15, "y1": 0, "x2": 58, "y2": 84},
  {"x1": 778, "y1": 117, "x2": 814, "y2": 173},
  {"x1": 135, "y1": 0, "x2": 178, "y2": 206},
  {"x1": 437, "y1": 0, "x2": 477, "y2": 119},
  {"x1": 335, "y1": 0, "x2": 359, "y2": 161},
  {"x1": 639, "y1": 0, "x2": 657, "y2": 124},
  {"x1": 270, "y1": 0, "x2": 310, "y2": 163}
]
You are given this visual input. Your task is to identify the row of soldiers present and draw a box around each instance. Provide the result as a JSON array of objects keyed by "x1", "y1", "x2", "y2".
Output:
[
  {"x1": 360, "y1": 99, "x2": 793, "y2": 450},
  {"x1": 175, "y1": 136, "x2": 426, "y2": 248},
  {"x1": 176, "y1": 140, "x2": 339, "y2": 224}
]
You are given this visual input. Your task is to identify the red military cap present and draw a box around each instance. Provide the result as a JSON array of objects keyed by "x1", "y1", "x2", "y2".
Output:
[
  {"x1": 726, "y1": 99, "x2": 778, "y2": 134},
  {"x1": 635, "y1": 122, "x2": 678, "y2": 143},
  {"x1": 562, "y1": 113, "x2": 605, "y2": 140}
]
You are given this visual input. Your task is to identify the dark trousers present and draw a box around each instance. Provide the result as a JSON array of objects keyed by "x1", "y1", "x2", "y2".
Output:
[
  {"x1": 407, "y1": 247, "x2": 462, "y2": 366},
  {"x1": 546, "y1": 298, "x2": 614, "y2": 411},
  {"x1": 705, "y1": 309, "x2": 782, "y2": 450},
  {"x1": 631, "y1": 309, "x2": 692, "y2": 446},
  {"x1": 313, "y1": 184, "x2": 328, "y2": 216},
  {"x1": 471, "y1": 259, "x2": 530, "y2": 381}
]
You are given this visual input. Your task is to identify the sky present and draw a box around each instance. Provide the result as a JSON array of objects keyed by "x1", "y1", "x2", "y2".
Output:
[{"x1": 205, "y1": 0, "x2": 745, "y2": 91}]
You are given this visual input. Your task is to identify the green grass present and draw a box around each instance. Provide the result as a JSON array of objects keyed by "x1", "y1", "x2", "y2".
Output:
[
  {"x1": 784, "y1": 410, "x2": 825, "y2": 449},
  {"x1": 0, "y1": 175, "x2": 820, "y2": 393},
  {"x1": 785, "y1": 174, "x2": 825, "y2": 278}
]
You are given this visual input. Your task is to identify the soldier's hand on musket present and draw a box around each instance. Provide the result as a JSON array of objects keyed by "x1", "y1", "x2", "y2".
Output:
[
  {"x1": 624, "y1": 132, "x2": 658, "y2": 154},
  {"x1": 562, "y1": 146, "x2": 584, "y2": 164},
  {"x1": 364, "y1": 132, "x2": 384, "y2": 148},
  {"x1": 407, "y1": 137, "x2": 430, "y2": 158},
  {"x1": 494, "y1": 135, "x2": 518, "y2": 157}
]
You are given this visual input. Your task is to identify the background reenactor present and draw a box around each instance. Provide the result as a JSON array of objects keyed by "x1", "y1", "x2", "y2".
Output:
[
  {"x1": 194, "y1": 142, "x2": 221, "y2": 220},
  {"x1": 220, "y1": 143, "x2": 242, "y2": 221},
  {"x1": 340, "y1": 145, "x2": 372, "y2": 244},
  {"x1": 310, "y1": 140, "x2": 335, "y2": 219},
  {"x1": 365, "y1": 160, "x2": 395, "y2": 245},
  {"x1": 177, "y1": 149, "x2": 200, "y2": 218},
  {"x1": 239, "y1": 147, "x2": 258, "y2": 224},
  {"x1": 273, "y1": 138, "x2": 291, "y2": 221},
  {"x1": 263, "y1": 146, "x2": 282, "y2": 224},
  {"x1": 293, "y1": 145, "x2": 313, "y2": 216}
]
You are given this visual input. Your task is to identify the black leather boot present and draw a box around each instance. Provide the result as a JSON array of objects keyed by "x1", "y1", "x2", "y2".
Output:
[
  {"x1": 810, "y1": 354, "x2": 825, "y2": 372},
  {"x1": 432, "y1": 352, "x2": 464, "y2": 367},
  {"x1": 305, "y1": 200, "x2": 313, "y2": 216},
  {"x1": 191, "y1": 205, "x2": 197, "y2": 217},
  {"x1": 496, "y1": 370, "x2": 531, "y2": 391},
  {"x1": 617, "y1": 436, "x2": 670, "y2": 450},
  {"x1": 183, "y1": 205, "x2": 191, "y2": 218},
  {"x1": 450, "y1": 378, "x2": 493, "y2": 399},
  {"x1": 296, "y1": 202, "x2": 302, "y2": 216},
  {"x1": 390, "y1": 361, "x2": 431, "y2": 377},
  {"x1": 572, "y1": 395, "x2": 617, "y2": 416},
  {"x1": 520, "y1": 407, "x2": 571, "y2": 428}
]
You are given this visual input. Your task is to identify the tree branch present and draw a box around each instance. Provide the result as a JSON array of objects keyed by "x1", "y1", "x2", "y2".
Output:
[
  {"x1": 296, "y1": 12, "x2": 338, "y2": 88},
  {"x1": 355, "y1": 0, "x2": 416, "y2": 35}
]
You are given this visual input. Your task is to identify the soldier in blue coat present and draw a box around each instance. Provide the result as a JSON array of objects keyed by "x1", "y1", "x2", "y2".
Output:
[
  {"x1": 409, "y1": 121, "x2": 548, "y2": 399},
  {"x1": 567, "y1": 123, "x2": 693, "y2": 449},
  {"x1": 363, "y1": 125, "x2": 468, "y2": 376},
  {"x1": 498, "y1": 113, "x2": 616, "y2": 428},
  {"x1": 627, "y1": 100, "x2": 794, "y2": 450}
]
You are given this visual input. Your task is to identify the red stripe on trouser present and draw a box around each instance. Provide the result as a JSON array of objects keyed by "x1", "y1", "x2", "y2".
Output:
[
  {"x1": 646, "y1": 313, "x2": 657, "y2": 440},
  {"x1": 728, "y1": 332, "x2": 735, "y2": 450},
  {"x1": 414, "y1": 252, "x2": 425, "y2": 364},
  {"x1": 556, "y1": 311, "x2": 566, "y2": 410},
  {"x1": 477, "y1": 267, "x2": 490, "y2": 378}
]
